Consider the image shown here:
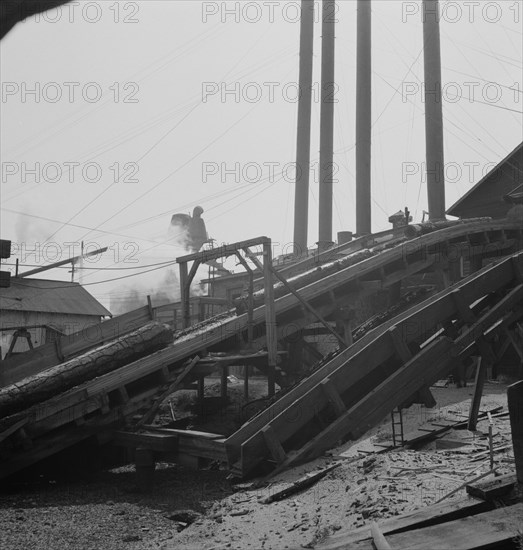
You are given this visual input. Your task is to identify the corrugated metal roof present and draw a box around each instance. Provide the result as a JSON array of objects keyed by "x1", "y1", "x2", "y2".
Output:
[{"x1": 0, "y1": 278, "x2": 111, "y2": 317}]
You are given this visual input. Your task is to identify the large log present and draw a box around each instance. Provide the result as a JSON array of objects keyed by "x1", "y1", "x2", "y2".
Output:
[
  {"x1": 0, "y1": 322, "x2": 173, "y2": 417},
  {"x1": 236, "y1": 249, "x2": 375, "y2": 313},
  {"x1": 404, "y1": 217, "x2": 491, "y2": 238}
]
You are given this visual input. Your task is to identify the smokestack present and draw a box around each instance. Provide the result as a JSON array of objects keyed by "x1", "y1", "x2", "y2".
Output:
[
  {"x1": 318, "y1": 0, "x2": 336, "y2": 251},
  {"x1": 356, "y1": 0, "x2": 372, "y2": 236},
  {"x1": 293, "y1": 0, "x2": 315, "y2": 257},
  {"x1": 423, "y1": 0, "x2": 446, "y2": 221}
]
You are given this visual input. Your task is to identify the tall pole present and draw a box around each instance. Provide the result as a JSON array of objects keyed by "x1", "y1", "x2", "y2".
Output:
[
  {"x1": 423, "y1": 0, "x2": 446, "y2": 221},
  {"x1": 293, "y1": 0, "x2": 315, "y2": 257},
  {"x1": 318, "y1": 0, "x2": 336, "y2": 251},
  {"x1": 356, "y1": 0, "x2": 372, "y2": 236}
]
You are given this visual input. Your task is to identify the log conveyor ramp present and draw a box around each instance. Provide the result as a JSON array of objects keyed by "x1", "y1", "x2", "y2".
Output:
[{"x1": 0, "y1": 218, "x2": 522, "y2": 479}]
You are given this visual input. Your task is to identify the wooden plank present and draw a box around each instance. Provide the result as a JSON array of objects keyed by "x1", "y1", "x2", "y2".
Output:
[
  {"x1": 134, "y1": 356, "x2": 200, "y2": 428},
  {"x1": 176, "y1": 236, "x2": 270, "y2": 263},
  {"x1": 152, "y1": 428, "x2": 224, "y2": 439},
  {"x1": 276, "y1": 337, "x2": 453, "y2": 472},
  {"x1": 260, "y1": 464, "x2": 340, "y2": 504},
  {"x1": 508, "y1": 380, "x2": 523, "y2": 484},
  {"x1": 467, "y1": 357, "x2": 486, "y2": 431},
  {"x1": 318, "y1": 496, "x2": 490, "y2": 549},
  {"x1": 466, "y1": 473, "x2": 517, "y2": 500},
  {"x1": 261, "y1": 425, "x2": 287, "y2": 464},
  {"x1": 385, "y1": 502, "x2": 523, "y2": 550},
  {"x1": 262, "y1": 242, "x2": 278, "y2": 398},
  {"x1": 238, "y1": 335, "x2": 395, "y2": 475},
  {"x1": 114, "y1": 431, "x2": 179, "y2": 452},
  {"x1": 0, "y1": 418, "x2": 28, "y2": 443},
  {"x1": 371, "y1": 522, "x2": 393, "y2": 550}
]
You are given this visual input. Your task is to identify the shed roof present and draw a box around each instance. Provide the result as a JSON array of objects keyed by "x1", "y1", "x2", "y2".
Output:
[
  {"x1": 0, "y1": 278, "x2": 111, "y2": 317},
  {"x1": 447, "y1": 142, "x2": 523, "y2": 217}
]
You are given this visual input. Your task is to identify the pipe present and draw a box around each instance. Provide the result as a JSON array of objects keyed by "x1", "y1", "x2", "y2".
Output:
[
  {"x1": 356, "y1": 0, "x2": 372, "y2": 236},
  {"x1": 318, "y1": 0, "x2": 336, "y2": 251},
  {"x1": 293, "y1": 0, "x2": 315, "y2": 257},
  {"x1": 423, "y1": 0, "x2": 446, "y2": 221}
]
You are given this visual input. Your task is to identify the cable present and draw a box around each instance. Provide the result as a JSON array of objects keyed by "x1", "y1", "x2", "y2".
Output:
[{"x1": 14, "y1": 260, "x2": 179, "y2": 289}]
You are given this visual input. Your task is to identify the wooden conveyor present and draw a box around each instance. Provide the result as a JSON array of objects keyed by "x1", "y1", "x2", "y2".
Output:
[{"x1": 0, "y1": 218, "x2": 522, "y2": 479}]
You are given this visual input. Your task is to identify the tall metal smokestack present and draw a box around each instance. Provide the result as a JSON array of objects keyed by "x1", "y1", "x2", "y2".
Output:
[
  {"x1": 356, "y1": 0, "x2": 372, "y2": 236},
  {"x1": 423, "y1": 0, "x2": 446, "y2": 221},
  {"x1": 293, "y1": 0, "x2": 315, "y2": 257},
  {"x1": 318, "y1": 0, "x2": 336, "y2": 251}
]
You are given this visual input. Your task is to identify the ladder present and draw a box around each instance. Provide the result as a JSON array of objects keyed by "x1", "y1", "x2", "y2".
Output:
[{"x1": 391, "y1": 407, "x2": 404, "y2": 447}]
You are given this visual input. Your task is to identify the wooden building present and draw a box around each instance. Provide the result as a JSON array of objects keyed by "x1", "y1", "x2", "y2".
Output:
[
  {"x1": 446, "y1": 142, "x2": 523, "y2": 219},
  {"x1": 0, "y1": 278, "x2": 111, "y2": 358}
]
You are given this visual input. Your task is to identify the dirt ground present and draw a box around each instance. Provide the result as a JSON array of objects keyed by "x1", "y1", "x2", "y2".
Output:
[{"x1": 0, "y1": 380, "x2": 518, "y2": 550}]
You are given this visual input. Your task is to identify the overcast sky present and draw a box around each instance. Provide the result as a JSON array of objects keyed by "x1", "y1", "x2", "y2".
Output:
[{"x1": 1, "y1": 0, "x2": 521, "y2": 310}]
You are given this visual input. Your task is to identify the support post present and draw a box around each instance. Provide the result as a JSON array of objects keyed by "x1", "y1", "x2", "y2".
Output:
[
  {"x1": 263, "y1": 241, "x2": 278, "y2": 397},
  {"x1": 468, "y1": 357, "x2": 486, "y2": 431},
  {"x1": 507, "y1": 380, "x2": 523, "y2": 485},
  {"x1": 318, "y1": 0, "x2": 336, "y2": 251},
  {"x1": 179, "y1": 261, "x2": 190, "y2": 329},
  {"x1": 293, "y1": 0, "x2": 315, "y2": 256},
  {"x1": 356, "y1": 0, "x2": 372, "y2": 236},
  {"x1": 234, "y1": 252, "x2": 254, "y2": 348},
  {"x1": 423, "y1": 0, "x2": 446, "y2": 221}
]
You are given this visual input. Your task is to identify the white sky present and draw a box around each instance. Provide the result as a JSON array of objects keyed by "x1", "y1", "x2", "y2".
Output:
[{"x1": 0, "y1": 0, "x2": 522, "y2": 310}]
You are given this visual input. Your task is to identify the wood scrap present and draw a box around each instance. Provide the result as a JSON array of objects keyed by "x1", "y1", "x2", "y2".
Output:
[
  {"x1": 434, "y1": 468, "x2": 497, "y2": 504},
  {"x1": 370, "y1": 522, "x2": 393, "y2": 550},
  {"x1": 259, "y1": 464, "x2": 340, "y2": 504},
  {"x1": 465, "y1": 472, "x2": 517, "y2": 500}
]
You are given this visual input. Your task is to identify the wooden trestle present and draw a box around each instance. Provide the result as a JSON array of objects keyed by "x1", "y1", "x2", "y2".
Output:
[{"x1": 0, "y1": 219, "x2": 522, "y2": 479}]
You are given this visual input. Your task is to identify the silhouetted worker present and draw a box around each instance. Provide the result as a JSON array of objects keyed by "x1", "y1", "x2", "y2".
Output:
[{"x1": 170, "y1": 206, "x2": 208, "y2": 253}]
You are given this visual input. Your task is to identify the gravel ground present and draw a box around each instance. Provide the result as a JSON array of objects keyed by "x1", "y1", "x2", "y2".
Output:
[{"x1": 0, "y1": 381, "x2": 516, "y2": 550}]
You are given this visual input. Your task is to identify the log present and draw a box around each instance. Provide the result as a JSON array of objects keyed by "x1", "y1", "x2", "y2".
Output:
[
  {"x1": 235, "y1": 248, "x2": 375, "y2": 313},
  {"x1": 0, "y1": 322, "x2": 173, "y2": 417},
  {"x1": 404, "y1": 217, "x2": 491, "y2": 238}
]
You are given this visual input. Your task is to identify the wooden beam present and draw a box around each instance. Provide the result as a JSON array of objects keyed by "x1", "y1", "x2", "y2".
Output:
[
  {"x1": 176, "y1": 236, "x2": 270, "y2": 263},
  {"x1": 179, "y1": 261, "x2": 190, "y2": 329},
  {"x1": 262, "y1": 242, "x2": 278, "y2": 397},
  {"x1": 466, "y1": 472, "x2": 517, "y2": 500},
  {"x1": 467, "y1": 357, "x2": 486, "y2": 431},
  {"x1": 135, "y1": 356, "x2": 200, "y2": 428},
  {"x1": 371, "y1": 522, "x2": 393, "y2": 550},
  {"x1": 267, "y1": 263, "x2": 349, "y2": 349},
  {"x1": 0, "y1": 418, "x2": 28, "y2": 444},
  {"x1": 507, "y1": 380, "x2": 523, "y2": 485}
]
